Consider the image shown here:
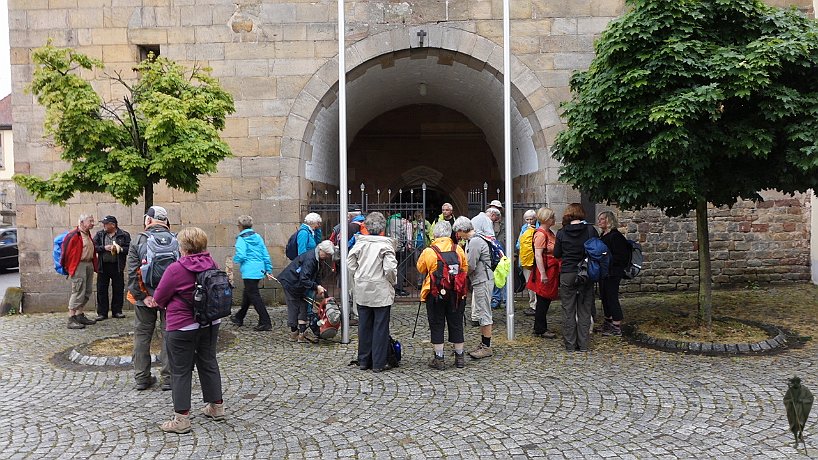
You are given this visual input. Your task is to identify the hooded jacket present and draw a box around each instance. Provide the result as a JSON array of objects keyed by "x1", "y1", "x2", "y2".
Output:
[
  {"x1": 296, "y1": 223, "x2": 322, "y2": 256},
  {"x1": 347, "y1": 234, "x2": 398, "y2": 307},
  {"x1": 553, "y1": 223, "x2": 598, "y2": 273},
  {"x1": 233, "y1": 229, "x2": 273, "y2": 280},
  {"x1": 153, "y1": 252, "x2": 219, "y2": 331},
  {"x1": 278, "y1": 247, "x2": 322, "y2": 296},
  {"x1": 416, "y1": 237, "x2": 468, "y2": 301},
  {"x1": 466, "y1": 234, "x2": 493, "y2": 285}
]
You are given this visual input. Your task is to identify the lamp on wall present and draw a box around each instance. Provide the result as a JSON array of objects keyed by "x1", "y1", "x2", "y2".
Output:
[{"x1": 418, "y1": 83, "x2": 427, "y2": 97}]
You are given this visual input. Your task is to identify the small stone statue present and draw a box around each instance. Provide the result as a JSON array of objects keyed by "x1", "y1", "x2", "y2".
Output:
[{"x1": 784, "y1": 376, "x2": 813, "y2": 452}]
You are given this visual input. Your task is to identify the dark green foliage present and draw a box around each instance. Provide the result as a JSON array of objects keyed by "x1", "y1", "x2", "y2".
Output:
[
  {"x1": 553, "y1": 0, "x2": 818, "y2": 217},
  {"x1": 14, "y1": 42, "x2": 235, "y2": 210}
]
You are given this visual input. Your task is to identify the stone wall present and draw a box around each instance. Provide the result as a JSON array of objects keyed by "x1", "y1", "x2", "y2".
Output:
[{"x1": 615, "y1": 191, "x2": 812, "y2": 292}]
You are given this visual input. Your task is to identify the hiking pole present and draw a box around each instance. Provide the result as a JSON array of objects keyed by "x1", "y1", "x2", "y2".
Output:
[{"x1": 412, "y1": 274, "x2": 426, "y2": 338}]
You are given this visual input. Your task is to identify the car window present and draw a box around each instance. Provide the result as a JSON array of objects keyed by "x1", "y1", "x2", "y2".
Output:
[{"x1": 0, "y1": 231, "x2": 16, "y2": 244}]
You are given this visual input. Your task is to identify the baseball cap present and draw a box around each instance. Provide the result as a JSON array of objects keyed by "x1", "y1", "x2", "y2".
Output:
[
  {"x1": 489, "y1": 199, "x2": 503, "y2": 209},
  {"x1": 145, "y1": 205, "x2": 168, "y2": 222},
  {"x1": 100, "y1": 215, "x2": 118, "y2": 225}
]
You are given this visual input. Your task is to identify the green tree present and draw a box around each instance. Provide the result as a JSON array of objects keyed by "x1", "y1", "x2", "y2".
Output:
[
  {"x1": 14, "y1": 42, "x2": 235, "y2": 213},
  {"x1": 553, "y1": 0, "x2": 818, "y2": 326}
]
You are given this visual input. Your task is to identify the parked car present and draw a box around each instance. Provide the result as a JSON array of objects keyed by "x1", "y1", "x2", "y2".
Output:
[{"x1": 0, "y1": 228, "x2": 18, "y2": 271}]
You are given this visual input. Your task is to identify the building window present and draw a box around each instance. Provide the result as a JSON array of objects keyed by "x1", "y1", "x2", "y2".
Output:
[{"x1": 138, "y1": 45, "x2": 161, "y2": 62}]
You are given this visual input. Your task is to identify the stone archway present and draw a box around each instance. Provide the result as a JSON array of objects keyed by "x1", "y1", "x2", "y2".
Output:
[{"x1": 282, "y1": 26, "x2": 563, "y2": 206}]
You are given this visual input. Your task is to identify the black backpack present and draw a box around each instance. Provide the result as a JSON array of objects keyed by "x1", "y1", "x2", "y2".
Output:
[
  {"x1": 285, "y1": 227, "x2": 307, "y2": 260},
  {"x1": 386, "y1": 336, "x2": 402, "y2": 368},
  {"x1": 192, "y1": 269, "x2": 233, "y2": 326}
]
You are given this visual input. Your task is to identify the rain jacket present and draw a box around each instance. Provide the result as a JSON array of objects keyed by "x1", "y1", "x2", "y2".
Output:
[
  {"x1": 416, "y1": 237, "x2": 468, "y2": 301},
  {"x1": 296, "y1": 223, "x2": 322, "y2": 256},
  {"x1": 427, "y1": 213, "x2": 456, "y2": 242},
  {"x1": 153, "y1": 251, "x2": 219, "y2": 331},
  {"x1": 61, "y1": 228, "x2": 99, "y2": 276},
  {"x1": 347, "y1": 234, "x2": 398, "y2": 307},
  {"x1": 233, "y1": 229, "x2": 273, "y2": 280}
]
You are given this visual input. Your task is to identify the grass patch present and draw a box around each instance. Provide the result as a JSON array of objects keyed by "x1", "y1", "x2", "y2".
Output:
[
  {"x1": 87, "y1": 333, "x2": 161, "y2": 357},
  {"x1": 637, "y1": 314, "x2": 769, "y2": 343}
]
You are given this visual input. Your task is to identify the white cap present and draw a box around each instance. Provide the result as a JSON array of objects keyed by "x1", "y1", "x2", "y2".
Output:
[{"x1": 489, "y1": 199, "x2": 503, "y2": 209}]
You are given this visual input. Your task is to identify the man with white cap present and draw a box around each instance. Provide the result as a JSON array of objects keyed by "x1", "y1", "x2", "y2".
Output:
[{"x1": 127, "y1": 205, "x2": 176, "y2": 391}]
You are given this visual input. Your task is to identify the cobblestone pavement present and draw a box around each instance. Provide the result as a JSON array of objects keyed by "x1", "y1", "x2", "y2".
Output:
[{"x1": 0, "y1": 302, "x2": 814, "y2": 459}]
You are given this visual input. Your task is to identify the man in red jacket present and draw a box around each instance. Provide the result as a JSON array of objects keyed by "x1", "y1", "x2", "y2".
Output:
[{"x1": 60, "y1": 214, "x2": 99, "y2": 329}]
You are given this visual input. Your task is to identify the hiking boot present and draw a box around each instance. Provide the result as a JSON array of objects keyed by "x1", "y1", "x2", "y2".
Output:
[
  {"x1": 229, "y1": 315, "x2": 243, "y2": 327},
  {"x1": 454, "y1": 352, "x2": 465, "y2": 369},
  {"x1": 160, "y1": 380, "x2": 172, "y2": 391},
  {"x1": 75, "y1": 314, "x2": 96, "y2": 325},
  {"x1": 94, "y1": 315, "x2": 108, "y2": 321},
  {"x1": 201, "y1": 402, "x2": 225, "y2": 421},
  {"x1": 297, "y1": 332, "x2": 318, "y2": 344},
  {"x1": 253, "y1": 324, "x2": 272, "y2": 331},
  {"x1": 288, "y1": 331, "x2": 299, "y2": 342},
  {"x1": 603, "y1": 324, "x2": 622, "y2": 337},
  {"x1": 160, "y1": 413, "x2": 191, "y2": 434},
  {"x1": 134, "y1": 376, "x2": 157, "y2": 391},
  {"x1": 428, "y1": 355, "x2": 445, "y2": 370},
  {"x1": 112, "y1": 312, "x2": 126, "y2": 319},
  {"x1": 523, "y1": 307, "x2": 536, "y2": 316},
  {"x1": 468, "y1": 343, "x2": 493, "y2": 359},
  {"x1": 67, "y1": 316, "x2": 85, "y2": 330}
]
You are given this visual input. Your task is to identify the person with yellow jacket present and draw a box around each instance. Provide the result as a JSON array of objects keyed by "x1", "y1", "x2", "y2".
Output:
[{"x1": 417, "y1": 220, "x2": 469, "y2": 370}]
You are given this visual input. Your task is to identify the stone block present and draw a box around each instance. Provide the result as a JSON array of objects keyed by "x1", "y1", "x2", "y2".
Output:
[
  {"x1": 102, "y1": 45, "x2": 136, "y2": 63},
  {"x1": 35, "y1": 205, "x2": 70, "y2": 227},
  {"x1": 295, "y1": 3, "x2": 330, "y2": 22},
  {"x1": 553, "y1": 52, "x2": 595, "y2": 70},
  {"x1": 69, "y1": 9, "x2": 104, "y2": 28},
  {"x1": 27, "y1": 9, "x2": 69, "y2": 29},
  {"x1": 91, "y1": 28, "x2": 129, "y2": 45},
  {"x1": 577, "y1": 17, "x2": 613, "y2": 35},
  {"x1": 226, "y1": 136, "x2": 259, "y2": 157},
  {"x1": 260, "y1": 3, "x2": 296, "y2": 24},
  {"x1": 532, "y1": 0, "x2": 591, "y2": 17},
  {"x1": 275, "y1": 41, "x2": 315, "y2": 59}
]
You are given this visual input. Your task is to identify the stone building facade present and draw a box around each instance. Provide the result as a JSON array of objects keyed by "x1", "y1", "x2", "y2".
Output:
[{"x1": 7, "y1": 0, "x2": 815, "y2": 311}]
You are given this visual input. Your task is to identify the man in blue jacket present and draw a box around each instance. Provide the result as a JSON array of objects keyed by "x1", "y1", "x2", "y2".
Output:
[{"x1": 230, "y1": 215, "x2": 275, "y2": 331}]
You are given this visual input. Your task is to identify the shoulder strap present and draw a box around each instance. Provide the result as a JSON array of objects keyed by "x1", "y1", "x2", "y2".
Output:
[{"x1": 587, "y1": 224, "x2": 596, "y2": 240}]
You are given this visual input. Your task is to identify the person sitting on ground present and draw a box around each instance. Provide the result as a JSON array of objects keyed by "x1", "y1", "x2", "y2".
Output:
[
  {"x1": 153, "y1": 227, "x2": 225, "y2": 434},
  {"x1": 347, "y1": 212, "x2": 398, "y2": 372},
  {"x1": 230, "y1": 215, "x2": 275, "y2": 331},
  {"x1": 417, "y1": 220, "x2": 469, "y2": 370},
  {"x1": 453, "y1": 216, "x2": 495, "y2": 360},
  {"x1": 278, "y1": 240, "x2": 335, "y2": 343}
]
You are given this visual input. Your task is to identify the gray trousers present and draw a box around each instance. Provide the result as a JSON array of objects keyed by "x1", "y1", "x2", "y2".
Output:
[
  {"x1": 559, "y1": 272, "x2": 594, "y2": 351},
  {"x1": 166, "y1": 325, "x2": 223, "y2": 413},
  {"x1": 133, "y1": 304, "x2": 170, "y2": 385}
]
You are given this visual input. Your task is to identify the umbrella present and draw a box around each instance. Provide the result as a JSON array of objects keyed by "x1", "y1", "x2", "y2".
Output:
[{"x1": 784, "y1": 376, "x2": 813, "y2": 452}]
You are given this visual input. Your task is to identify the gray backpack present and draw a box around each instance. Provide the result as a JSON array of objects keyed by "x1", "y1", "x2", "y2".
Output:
[{"x1": 139, "y1": 230, "x2": 180, "y2": 289}]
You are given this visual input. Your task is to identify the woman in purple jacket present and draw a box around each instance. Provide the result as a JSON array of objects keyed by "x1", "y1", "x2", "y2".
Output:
[{"x1": 152, "y1": 227, "x2": 224, "y2": 434}]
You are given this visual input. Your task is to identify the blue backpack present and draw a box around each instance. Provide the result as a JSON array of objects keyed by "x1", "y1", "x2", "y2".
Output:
[
  {"x1": 53, "y1": 231, "x2": 69, "y2": 275},
  {"x1": 577, "y1": 226, "x2": 611, "y2": 283}
]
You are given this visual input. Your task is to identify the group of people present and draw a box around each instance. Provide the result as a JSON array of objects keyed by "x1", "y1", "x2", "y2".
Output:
[{"x1": 57, "y1": 199, "x2": 631, "y2": 432}]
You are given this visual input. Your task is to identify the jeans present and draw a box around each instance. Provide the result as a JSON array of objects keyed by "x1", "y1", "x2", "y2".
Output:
[
  {"x1": 133, "y1": 304, "x2": 170, "y2": 385},
  {"x1": 165, "y1": 325, "x2": 223, "y2": 413},
  {"x1": 357, "y1": 304, "x2": 391, "y2": 369},
  {"x1": 491, "y1": 285, "x2": 506, "y2": 307},
  {"x1": 96, "y1": 261, "x2": 124, "y2": 317},
  {"x1": 234, "y1": 279, "x2": 271, "y2": 326}
]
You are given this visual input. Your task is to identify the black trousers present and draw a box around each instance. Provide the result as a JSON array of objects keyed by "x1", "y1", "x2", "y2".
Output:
[
  {"x1": 426, "y1": 296, "x2": 464, "y2": 344},
  {"x1": 600, "y1": 276, "x2": 624, "y2": 321},
  {"x1": 532, "y1": 295, "x2": 552, "y2": 335},
  {"x1": 234, "y1": 279, "x2": 271, "y2": 327},
  {"x1": 96, "y1": 261, "x2": 124, "y2": 317},
  {"x1": 166, "y1": 325, "x2": 223, "y2": 413},
  {"x1": 357, "y1": 304, "x2": 391, "y2": 369}
]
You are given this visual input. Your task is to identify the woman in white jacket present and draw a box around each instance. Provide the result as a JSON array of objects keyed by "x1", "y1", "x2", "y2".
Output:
[{"x1": 348, "y1": 212, "x2": 398, "y2": 372}]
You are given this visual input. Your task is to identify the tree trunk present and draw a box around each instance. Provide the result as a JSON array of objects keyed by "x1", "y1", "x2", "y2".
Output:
[
  {"x1": 695, "y1": 197, "x2": 712, "y2": 329},
  {"x1": 144, "y1": 182, "x2": 153, "y2": 214}
]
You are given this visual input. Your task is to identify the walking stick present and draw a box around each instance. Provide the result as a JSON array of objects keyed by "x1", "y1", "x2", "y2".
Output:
[{"x1": 412, "y1": 299, "x2": 422, "y2": 338}]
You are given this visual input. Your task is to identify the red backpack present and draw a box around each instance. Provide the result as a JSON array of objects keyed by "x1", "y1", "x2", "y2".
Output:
[{"x1": 429, "y1": 244, "x2": 469, "y2": 307}]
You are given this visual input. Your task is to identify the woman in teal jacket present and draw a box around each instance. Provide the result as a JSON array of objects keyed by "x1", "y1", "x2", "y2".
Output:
[{"x1": 230, "y1": 215, "x2": 274, "y2": 331}]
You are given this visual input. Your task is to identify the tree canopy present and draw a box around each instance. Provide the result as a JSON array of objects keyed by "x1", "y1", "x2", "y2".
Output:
[
  {"x1": 14, "y1": 42, "x2": 235, "y2": 211},
  {"x1": 553, "y1": 0, "x2": 818, "y2": 217}
]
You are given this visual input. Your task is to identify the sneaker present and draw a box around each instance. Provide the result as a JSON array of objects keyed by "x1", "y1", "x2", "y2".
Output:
[
  {"x1": 428, "y1": 355, "x2": 445, "y2": 370},
  {"x1": 75, "y1": 314, "x2": 97, "y2": 325},
  {"x1": 523, "y1": 307, "x2": 536, "y2": 316},
  {"x1": 67, "y1": 316, "x2": 85, "y2": 330},
  {"x1": 229, "y1": 315, "x2": 243, "y2": 327},
  {"x1": 603, "y1": 324, "x2": 622, "y2": 337},
  {"x1": 253, "y1": 324, "x2": 272, "y2": 331},
  {"x1": 160, "y1": 381, "x2": 172, "y2": 391},
  {"x1": 94, "y1": 315, "x2": 108, "y2": 321},
  {"x1": 468, "y1": 343, "x2": 493, "y2": 359},
  {"x1": 201, "y1": 402, "x2": 225, "y2": 421},
  {"x1": 297, "y1": 332, "x2": 318, "y2": 344},
  {"x1": 112, "y1": 312, "x2": 126, "y2": 319},
  {"x1": 288, "y1": 331, "x2": 299, "y2": 342},
  {"x1": 160, "y1": 413, "x2": 191, "y2": 434},
  {"x1": 134, "y1": 376, "x2": 157, "y2": 391},
  {"x1": 454, "y1": 352, "x2": 465, "y2": 368}
]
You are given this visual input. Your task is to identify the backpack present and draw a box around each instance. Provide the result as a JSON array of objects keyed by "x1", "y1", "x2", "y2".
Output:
[
  {"x1": 623, "y1": 240, "x2": 644, "y2": 279},
  {"x1": 316, "y1": 297, "x2": 342, "y2": 339},
  {"x1": 285, "y1": 227, "x2": 307, "y2": 260},
  {"x1": 387, "y1": 336, "x2": 402, "y2": 368},
  {"x1": 576, "y1": 226, "x2": 611, "y2": 284},
  {"x1": 53, "y1": 231, "x2": 70, "y2": 275},
  {"x1": 139, "y1": 230, "x2": 180, "y2": 289},
  {"x1": 518, "y1": 227, "x2": 536, "y2": 269},
  {"x1": 192, "y1": 268, "x2": 233, "y2": 326},
  {"x1": 477, "y1": 235, "x2": 503, "y2": 270},
  {"x1": 429, "y1": 245, "x2": 469, "y2": 306},
  {"x1": 330, "y1": 221, "x2": 362, "y2": 250}
]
